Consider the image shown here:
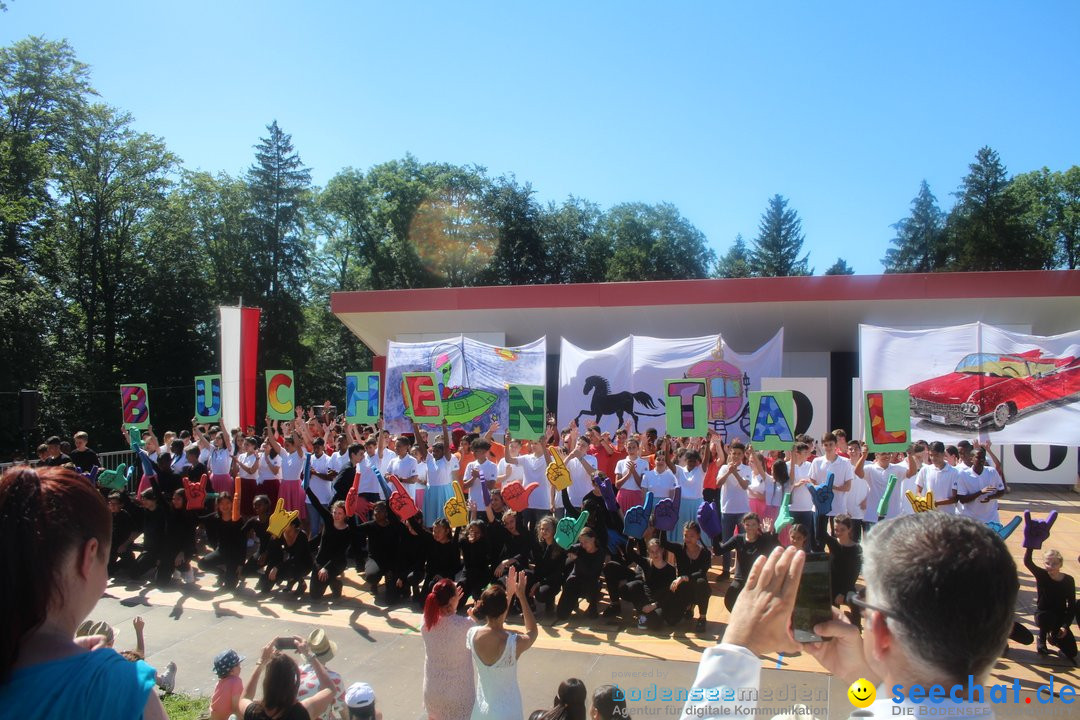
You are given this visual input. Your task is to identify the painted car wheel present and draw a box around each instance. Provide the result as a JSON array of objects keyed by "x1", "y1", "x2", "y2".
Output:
[{"x1": 992, "y1": 403, "x2": 1011, "y2": 429}]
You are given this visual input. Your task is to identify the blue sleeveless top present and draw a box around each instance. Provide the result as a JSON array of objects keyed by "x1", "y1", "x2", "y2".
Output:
[{"x1": 0, "y1": 648, "x2": 157, "y2": 720}]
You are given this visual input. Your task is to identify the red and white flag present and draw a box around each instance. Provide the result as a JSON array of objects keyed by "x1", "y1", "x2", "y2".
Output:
[{"x1": 220, "y1": 306, "x2": 260, "y2": 432}]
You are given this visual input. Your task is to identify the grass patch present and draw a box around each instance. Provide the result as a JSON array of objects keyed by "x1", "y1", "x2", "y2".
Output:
[{"x1": 162, "y1": 692, "x2": 209, "y2": 720}]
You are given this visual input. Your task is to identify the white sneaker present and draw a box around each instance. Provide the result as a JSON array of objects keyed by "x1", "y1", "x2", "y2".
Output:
[
  {"x1": 156, "y1": 661, "x2": 177, "y2": 693},
  {"x1": 181, "y1": 568, "x2": 195, "y2": 584}
]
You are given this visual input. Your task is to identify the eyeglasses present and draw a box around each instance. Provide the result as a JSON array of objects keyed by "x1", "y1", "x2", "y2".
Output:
[{"x1": 846, "y1": 589, "x2": 898, "y2": 621}]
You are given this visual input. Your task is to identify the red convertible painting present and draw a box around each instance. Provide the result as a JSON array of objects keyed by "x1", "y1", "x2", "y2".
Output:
[{"x1": 908, "y1": 350, "x2": 1080, "y2": 430}]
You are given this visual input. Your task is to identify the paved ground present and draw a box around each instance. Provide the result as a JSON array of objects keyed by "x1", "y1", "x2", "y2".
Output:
[{"x1": 88, "y1": 485, "x2": 1080, "y2": 719}]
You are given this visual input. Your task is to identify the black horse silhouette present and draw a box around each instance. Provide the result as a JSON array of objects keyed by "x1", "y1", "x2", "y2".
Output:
[{"x1": 574, "y1": 375, "x2": 664, "y2": 431}]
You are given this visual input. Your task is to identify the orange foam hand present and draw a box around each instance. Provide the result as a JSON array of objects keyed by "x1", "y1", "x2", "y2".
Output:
[
  {"x1": 266, "y1": 498, "x2": 299, "y2": 538},
  {"x1": 183, "y1": 474, "x2": 208, "y2": 510},
  {"x1": 545, "y1": 448, "x2": 572, "y2": 491},
  {"x1": 502, "y1": 481, "x2": 539, "y2": 512},
  {"x1": 444, "y1": 480, "x2": 469, "y2": 528},
  {"x1": 388, "y1": 474, "x2": 418, "y2": 521},
  {"x1": 905, "y1": 490, "x2": 936, "y2": 513},
  {"x1": 231, "y1": 476, "x2": 242, "y2": 521}
]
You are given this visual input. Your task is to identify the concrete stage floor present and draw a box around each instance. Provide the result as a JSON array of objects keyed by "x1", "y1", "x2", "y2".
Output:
[{"x1": 90, "y1": 485, "x2": 1080, "y2": 719}]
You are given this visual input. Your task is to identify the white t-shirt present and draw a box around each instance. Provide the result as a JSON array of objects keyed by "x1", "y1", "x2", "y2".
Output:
[
  {"x1": 862, "y1": 462, "x2": 906, "y2": 522},
  {"x1": 280, "y1": 449, "x2": 305, "y2": 481},
  {"x1": 308, "y1": 452, "x2": 334, "y2": 505},
  {"x1": 356, "y1": 453, "x2": 386, "y2": 496},
  {"x1": 386, "y1": 453, "x2": 420, "y2": 499},
  {"x1": 809, "y1": 456, "x2": 854, "y2": 517},
  {"x1": 377, "y1": 446, "x2": 396, "y2": 474},
  {"x1": 916, "y1": 464, "x2": 960, "y2": 512},
  {"x1": 615, "y1": 457, "x2": 649, "y2": 492},
  {"x1": 328, "y1": 450, "x2": 349, "y2": 474},
  {"x1": 517, "y1": 454, "x2": 551, "y2": 510},
  {"x1": 675, "y1": 465, "x2": 705, "y2": 501},
  {"x1": 464, "y1": 459, "x2": 498, "y2": 510},
  {"x1": 718, "y1": 463, "x2": 751, "y2": 515},
  {"x1": 172, "y1": 454, "x2": 190, "y2": 472},
  {"x1": 208, "y1": 447, "x2": 232, "y2": 475},
  {"x1": 425, "y1": 455, "x2": 457, "y2": 487},
  {"x1": 497, "y1": 457, "x2": 524, "y2": 486},
  {"x1": 236, "y1": 451, "x2": 259, "y2": 479},
  {"x1": 957, "y1": 466, "x2": 1004, "y2": 523},
  {"x1": 847, "y1": 471, "x2": 869, "y2": 520},
  {"x1": 256, "y1": 453, "x2": 280, "y2": 484},
  {"x1": 199, "y1": 447, "x2": 212, "y2": 466},
  {"x1": 790, "y1": 461, "x2": 814, "y2": 512},
  {"x1": 565, "y1": 454, "x2": 598, "y2": 507},
  {"x1": 642, "y1": 468, "x2": 677, "y2": 499}
]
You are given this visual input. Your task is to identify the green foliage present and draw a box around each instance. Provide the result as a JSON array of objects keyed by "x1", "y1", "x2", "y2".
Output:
[
  {"x1": 824, "y1": 257, "x2": 855, "y2": 275},
  {"x1": 883, "y1": 180, "x2": 945, "y2": 273},
  {"x1": 714, "y1": 234, "x2": 752, "y2": 278},
  {"x1": 161, "y1": 692, "x2": 209, "y2": 720},
  {"x1": 603, "y1": 202, "x2": 714, "y2": 281},
  {"x1": 1010, "y1": 166, "x2": 1080, "y2": 269},
  {"x1": 749, "y1": 194, "x2": 812, "y2": 277}
]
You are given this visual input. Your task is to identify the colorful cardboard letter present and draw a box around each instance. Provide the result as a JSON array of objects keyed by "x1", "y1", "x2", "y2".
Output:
[
  {"x1": 194, "y1": 374, "x2": 222, "y2": 423},
  {"x1": 508, "y1": 384, "x2": 545, "y2": 440},
  {"x1": 265, "y1": 370, "x2": 295, "y2": 421},
  {"x1": 749, "y1": 391, "x2": 795, "y2": 451},
  {"x1": 120, "y1": 384, "x2": 151, "y2": 430},
  {"x1": 402, "y1": 372, "x2": 443, "y2": 422},
  {"x1": 665, "y1": 379, "x2": 708, "y2": 436},
  {"x1": 345, "y1": 372, "x2": 381, "y2": 424},
  {"x1": 864, "y1": 390, "x2": 910, "y2": 453}
]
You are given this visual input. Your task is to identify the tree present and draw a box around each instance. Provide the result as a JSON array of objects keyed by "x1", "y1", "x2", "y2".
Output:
[
  {"x1": 945, "y1": 146, "x2": 1053, "y2": 271},
  {"x1": 1010, "y1": 166, "x2": 1080, "y2": 270},
  {"x1": 749, "y1": 194, "x2": 811, "y2": 276},
  {"x1": 539, "y1": 196, "x2": 607, "y2": 284},
  {"x1": 246, "y1": 120, "x2": 313, "y2": 370},
  {"x1": 883, "y1": 180, "x2": 946, "y2": 273},
  {"x1": 603, "y1": 202, "x2": 714, "y2": 282},
  {"x1": 824, "y1": 257, "x2": 855, "y2": 275},
  {"x1": 714, "y1": 234, "x2": 752, "y2": 278},
  {"x1": 482, "y1": 175, "x2": 546, "y2": 285}
]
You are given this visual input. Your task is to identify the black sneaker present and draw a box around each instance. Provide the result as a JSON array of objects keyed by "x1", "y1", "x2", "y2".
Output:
[
  {"x1": 602, "y1": 605, "x2": 620, "y2": 618},
  {"x1": 695, "y1": 617, "x2": 707, "y2": 633},
  {"x1": 1037, "y1": 642, "x2": 1051, "y2": 655},
  {"x1": 586, "y1": 604, "x2": 599, "y2": 619}
]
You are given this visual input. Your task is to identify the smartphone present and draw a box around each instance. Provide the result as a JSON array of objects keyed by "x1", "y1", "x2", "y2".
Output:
[
  {"x1": 791, "y1": 552, "x2": 832, "y2": 643},
  {"x1": 274, "y1": 637, "x2": 297, "y2": 650}
]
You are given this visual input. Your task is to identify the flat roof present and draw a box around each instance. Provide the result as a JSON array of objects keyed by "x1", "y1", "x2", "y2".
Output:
[{"x1": 331, "y1": 270, "x2": 1080, "y2": 355}]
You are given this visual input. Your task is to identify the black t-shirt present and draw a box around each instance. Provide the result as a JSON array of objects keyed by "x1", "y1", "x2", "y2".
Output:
[
  {"x1": 42, "y1": 453, "x2": 71, "y2": 467},
  {"x1": 70, "y1": 448, "x2": 100, "y2": 471}
]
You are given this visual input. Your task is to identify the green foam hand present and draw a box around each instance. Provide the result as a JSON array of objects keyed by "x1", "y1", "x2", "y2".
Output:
[
  {"x1": 555, "y1": 510, "x2": 589, "y2": 550},
  {"x1": 97, "y1": 463, "x2": 129, "y2": 491},
  {"x1": 877, "y1": 474, "x2": 898, "y2": 520},
  {"x1": 774, "y1": 492, "x2": 794, "y2": 533}
]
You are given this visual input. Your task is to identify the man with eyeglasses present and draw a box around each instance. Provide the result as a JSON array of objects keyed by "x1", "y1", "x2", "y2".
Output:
[{"x1": 680, "y1": 512, "x2": 1016, "y2": 719}]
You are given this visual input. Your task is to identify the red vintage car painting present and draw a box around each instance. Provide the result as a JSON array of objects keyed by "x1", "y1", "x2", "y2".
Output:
[{"x1": 908, "y1": 350, "x2": 1080, "y2": 430}]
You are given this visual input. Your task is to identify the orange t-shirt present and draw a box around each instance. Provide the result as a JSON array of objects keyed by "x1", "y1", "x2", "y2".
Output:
[{"x1": 455, "y1": 441, "x2": 505, "y2": 481}]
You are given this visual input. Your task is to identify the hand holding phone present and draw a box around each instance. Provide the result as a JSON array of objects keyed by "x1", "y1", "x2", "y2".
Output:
[
  {"x1": 274, "y1": 637, "x2": 297, "y2": 650},
  {"x1": 792, "y1": 552, "x2": 833, "y2": 643}
]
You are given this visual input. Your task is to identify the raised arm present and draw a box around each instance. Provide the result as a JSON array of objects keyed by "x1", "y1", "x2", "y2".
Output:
[{"x1": 264, "y1": 418, "x2": 283, "y2": 455}]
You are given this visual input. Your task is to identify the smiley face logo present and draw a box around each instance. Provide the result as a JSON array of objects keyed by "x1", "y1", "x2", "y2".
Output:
[{"x1": 848, "y1": 678, "x2": 876, "y2": 708}]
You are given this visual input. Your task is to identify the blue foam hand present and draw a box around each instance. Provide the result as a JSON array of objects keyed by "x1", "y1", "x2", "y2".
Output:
[
  {"x1": 986, "y1": 516, "x2": 1021, "y2": 541},
  {"x1": 809, "y1": 471, "x2": 836, "y2": 515},
  {"x1": 80, "y1": 466, "x2": 101, "y2": 483},
  {"x1": 595, "y1": 475, "x2": 619, "y2": 513},
  {"x1": 372, "y1": 465, "x2": 393, "y2": 500},
  {"x1": 623, "y1": 492, "x2": 655, "y2": 539},
  {"x1": 606, "y1": 528, "x2": 628, "y2": 555},
  {"x1": 302, "y1": 453, "x2": 312, "y2": 490},
  {"x1": 697, "y1": 499, "x2": 723, "y2": 539},
  {"x1": 138, "y1": 450, "x2": 156, "y2": 477},
  {"x1": 653, "y1": 487, "x2": 681, "y2": 532}
]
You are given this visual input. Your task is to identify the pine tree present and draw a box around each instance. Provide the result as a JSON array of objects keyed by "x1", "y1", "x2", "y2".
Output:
[
  {"x1": 749, "y1": 195, "x2": 811, "y2": 276},
  {"x1": 824, "y1": 257, "x2": 854, "y2": 275},
  {"x1": 883, "y1": 180, "x2": 946, "y2": 273},
  {"x1": 714, "y1": 234, "x2": 753, "y2": 278}
]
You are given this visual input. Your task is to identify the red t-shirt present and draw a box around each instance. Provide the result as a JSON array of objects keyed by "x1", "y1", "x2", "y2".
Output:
[{"x1": 588, "y1": 444, "x2": 618, "y2": 479}]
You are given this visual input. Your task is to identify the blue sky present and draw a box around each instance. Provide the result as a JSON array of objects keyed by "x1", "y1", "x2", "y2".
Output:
[{"x1": 4, "y1": 1, "x2": 1078, "y2": 273}]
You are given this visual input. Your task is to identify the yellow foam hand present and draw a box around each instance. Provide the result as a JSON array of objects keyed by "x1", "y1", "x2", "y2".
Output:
[
  {"x1": 905, "y1": 489, "x2": 936, "y2": 513},
  {"x1": 546, "y1": 447, "x2": 572, "y2": 491},
  {"x1": 266, "y1": 497, "x2": 299, "y2": 537},
  {"x1": 444, "y1": 480, "x2": 469, "y2": 528}
]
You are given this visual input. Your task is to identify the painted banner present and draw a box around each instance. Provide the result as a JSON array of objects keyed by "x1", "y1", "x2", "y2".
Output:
[
  {"x1": 1000, "y1": 445, "x2": 1078, "y2": 486},
  {"x1": 559, "y1": 330, "x2": 784, "y2": 439},
  {"x1": 266, "y1": 370, "x2": 295, "y2": 421},
  {"x1": 509, "y1": 384, "x2": 546, "y2": 440},
  {"x1": 860, "y1": 323, "x2": 1080, "y2": 445},
  {"x1": 194, "y1": 374, "x2": 222, "y2": 423},
  {"x1": 384, "y1": 336, "x2": 547, "y2": 434},
  {"x1": 345, "y1": 372, "x2": 381, "y2": 424},
  {"x1": 749, "y1": 390, "x2": 796, "y2": 451},
  {"x1": 220, "y1": 306, "x2": 260, "y2": 431},
  {"x1": 120, "y1": 383, "x2": 151, "y2": 429},
  {"x1": 863, "y1": 390, "x2": 911, "y2": 453},
  {"x1": 762, "y1": 377, "x2": 828, "y2": 441}
]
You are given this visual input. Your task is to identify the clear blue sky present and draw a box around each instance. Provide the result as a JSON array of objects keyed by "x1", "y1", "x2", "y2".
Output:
[{"x1": 4, "y1": 1, "x2": 1078, "y2": 273}]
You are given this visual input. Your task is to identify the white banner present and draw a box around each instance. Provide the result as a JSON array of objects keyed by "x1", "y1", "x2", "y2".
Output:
[
  {"x1": 859, "y1": 323, "x2": 1080, "y2": 445},
  {"x1": 384, "y1": 336, "x2": 547, "y2": 434},
  {"x1": 999, "y1": 445, "x2": 1078, "y2": 486},
  {"x1": 558, "y1": 331, "x2": 783, "y2": 440}
]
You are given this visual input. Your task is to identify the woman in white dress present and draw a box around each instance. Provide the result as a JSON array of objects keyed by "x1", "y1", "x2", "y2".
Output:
[
  {"x1": 466, "y1": 568, "x2": 538, "y2": 720},
  {"x1": 421, "y1": 579, "x2": 475, "y2": 720}
]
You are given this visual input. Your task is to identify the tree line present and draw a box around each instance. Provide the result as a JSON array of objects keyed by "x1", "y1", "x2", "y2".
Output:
[{"x1": 1, "y1": 36, "x2": 1076, "y2": 457}]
